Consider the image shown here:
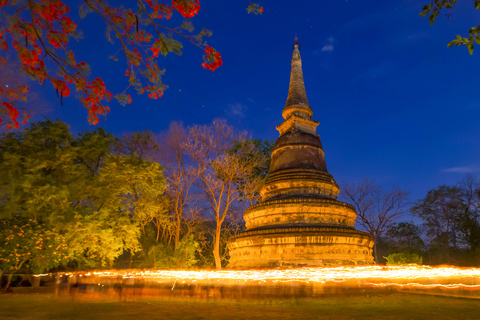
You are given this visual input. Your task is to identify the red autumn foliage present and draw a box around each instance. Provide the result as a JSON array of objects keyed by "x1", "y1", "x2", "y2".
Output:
[
  {"x1": 201, "y1": 46, "x2": 223, "y2": 71},
  {"x1": 0, "y1": 0, "x2": 262, "y2": 129},
  {"x1": 172, "y1": 0, "x2": 200, "y2": 18}
]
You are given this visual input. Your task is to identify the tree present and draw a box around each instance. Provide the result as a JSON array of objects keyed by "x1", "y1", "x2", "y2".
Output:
[
  {"x1": 155, "y1": 122, "x2": 201, "y2": 247},
  {"x1": 95, "y1": 153, "x2": 167, "y2": 254},
  {"x1": 113, "y1": 130, "x2": 158, "y2": 161},
  {"x1": 339, "y1": 179, "x2": 409, "y2": 262},
  {"x1": 419, "y1": 0, "x2": 480, "y2": 54},
  {"x1": 112, "y1": 130, "x2": 173, "y2": 247},
  {"x1": 186, "y1": 119, "x2": 265, "y2": 269},
  {"x1": 0, "y1": 119, "x2": 168, "y2": 268},
  {"x1": 0, "y1": 1, "x2": 264, "y2": 130},
  {"x1": 386, "y1": 222, "x2": 425, "y2": 255},
  {"x1": 0, "y1": 219, "x2": 68, "y2": 289},
  {"x1": 230, "y1": 138, "x2": 273, "y2": 206},
  {"x1": 0, "y1": 119, "x2": 81, "y2": 223},
  {"x1": 411, "y1": 177, "x2": 480, "y2": 265},
  {"x1": 411, "y1": 185, "x2": 464, "y2": 263},
  {"x1": 457, "y1": 175, "x2": 480, "y2": 255}
]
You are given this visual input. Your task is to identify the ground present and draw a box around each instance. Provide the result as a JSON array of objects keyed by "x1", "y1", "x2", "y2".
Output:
[{"x1": 1, "y1": 291, "x2": 480, "y2": 320}]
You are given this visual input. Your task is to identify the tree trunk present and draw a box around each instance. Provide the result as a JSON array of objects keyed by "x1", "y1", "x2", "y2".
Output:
[
  {"x1": 213, "y1": 225, "x2": 222, "y2": 270},
  {"x1": 32, "y1": 276, "x2": 41, "y2": 288},
  {"x1": 175, "y1": 216, "x2": 181, "y2": 247},
  {"x1": 373, "y1": 243, "x2": 378, "y2": 263},
  {"x1": 5, "y1": 273, "x2": 13, "y2": 291}
]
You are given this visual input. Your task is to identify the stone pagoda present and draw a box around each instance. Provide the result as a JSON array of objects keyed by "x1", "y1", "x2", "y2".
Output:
[{"x1": 227, "y1": 39, "x2": 374, "y2": 268}]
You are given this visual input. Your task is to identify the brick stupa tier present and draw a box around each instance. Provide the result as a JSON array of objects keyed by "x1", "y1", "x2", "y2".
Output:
[{"x1": 227, "y1": 39, "x2": 374, "y2": 267}]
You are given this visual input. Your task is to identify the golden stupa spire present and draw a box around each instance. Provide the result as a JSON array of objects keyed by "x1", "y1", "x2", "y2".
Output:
[{"x1": 282, "y1": 36, "x2": 313, "y2": 120}]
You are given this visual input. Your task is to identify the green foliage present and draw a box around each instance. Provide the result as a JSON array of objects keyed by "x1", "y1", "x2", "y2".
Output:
[
  {"x1": 376, "y1": 222, "x2": 425, "y2": 264},
  {"x1": 0, "y1": 120, "x2": 168, "y2": 270},
  {"x1": 112, "y1": 130, "x2": 158, "y2": 161},
  {"x1": 411, "y1": 185, "x2": 464, "y2": 245},
  {"x1": 419, "y1": 0, "x2": 457, "y2": 25},
  {"x1": 0, "y1": 219, "x2": 68, "y2": 275},
  {"x1": 386, "y1": 222, "x2": 425, "y2": 254},
  {"x1": 0, "y1": 119, "x2": 80, "y2": 223},
  {"x1": 229, "y1": 138, "x2": 274, "y2": 204},
  {"x1": 246, "y1": 3, "x2": 264, "y2": 15},
  {"x1": 420, "y1": 0, "x2": 480, "y2": 54},
  {"x1": 409, "y1": 178, "x2": 480, "y2": 265},
  {"x1": 230, "y1": 139, "x2": 273, "y2": 175},
  {"x1": 411, "y1": 185, "x2": 462, "y2": 264},
  {"x1": 140, "y1": 235, "x2": 199, "y2": 268},
  {"x1": 384, "y1": 253, "x2": 423, "y2": 265},
  {"x1": 447, "y1": 27, "x2": 480, "y2": 55}
]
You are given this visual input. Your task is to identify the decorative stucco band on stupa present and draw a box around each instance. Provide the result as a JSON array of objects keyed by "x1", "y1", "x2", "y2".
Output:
[{"x1": 227, "y1": 38, "x2": 375, "y2": 268}]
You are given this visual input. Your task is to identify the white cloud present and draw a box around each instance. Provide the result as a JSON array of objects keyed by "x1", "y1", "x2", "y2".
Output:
[
  {"x1": 442, "y1": 166, "x2": 480, "y2": 173},
  {"x1": 320, "y1": 37, "x2": 335, "y2": 53},
  {"x1": 225, "y1": 103, "x2": 248, "y2": 119},
  {"x1": 321, "y1": 44, "x2": 334, "y2": 52}
]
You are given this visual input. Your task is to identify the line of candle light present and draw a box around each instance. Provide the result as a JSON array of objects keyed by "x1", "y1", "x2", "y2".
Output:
[{"x1": 55, "y1": 265, "x2": 480, "y2": 289}]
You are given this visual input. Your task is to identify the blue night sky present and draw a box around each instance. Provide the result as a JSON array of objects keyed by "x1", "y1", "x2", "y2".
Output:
[{"x1": 36, "y1": 0, "x2": 480, "y2": 210}]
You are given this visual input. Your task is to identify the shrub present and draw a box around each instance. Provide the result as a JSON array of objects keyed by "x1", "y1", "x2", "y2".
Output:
[
  {"x1": 142, "y1": 235, "x2": 199, "y2": 268},
  {"x1": 384, "y1": 253, "x2": 423, "y2": 265}
]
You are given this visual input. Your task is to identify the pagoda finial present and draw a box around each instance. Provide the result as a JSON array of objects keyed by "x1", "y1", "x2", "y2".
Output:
[
  {"x1": 293, "y1": 34, "x2": 300, "y2": 49},
  {"x1": 282, "y1": 37, "x2": 312, "y2": 120}
]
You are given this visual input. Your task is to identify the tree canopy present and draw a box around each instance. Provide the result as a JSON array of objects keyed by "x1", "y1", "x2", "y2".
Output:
[
  {"x1": 411, "y1": 177, "x2": 480, "y2": 264},
  {"x1": 0, "y1": 119, "x2": 168, "y2": 271}
]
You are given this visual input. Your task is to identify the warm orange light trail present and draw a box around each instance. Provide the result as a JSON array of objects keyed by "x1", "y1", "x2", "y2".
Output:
[{"x1": 58, "y1": 265, "x2": 480, "y2": 290}]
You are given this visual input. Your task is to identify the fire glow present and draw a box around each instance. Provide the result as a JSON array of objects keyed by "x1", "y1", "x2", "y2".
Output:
[{"x1": 60, "y1": 265, "x2": 480, "y2": 290}]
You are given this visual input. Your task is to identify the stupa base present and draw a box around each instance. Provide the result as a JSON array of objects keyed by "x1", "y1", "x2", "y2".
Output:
[{"x1": 227, "y1": 226, "x2": 374, "y2": 268}]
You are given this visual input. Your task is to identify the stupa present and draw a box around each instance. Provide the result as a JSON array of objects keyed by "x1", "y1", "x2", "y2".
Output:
[{"x1": 227, "y1": 38, "x2": 375, "y2": 268}]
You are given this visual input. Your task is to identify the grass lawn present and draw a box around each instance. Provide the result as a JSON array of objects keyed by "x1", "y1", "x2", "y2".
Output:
[{"x1": 1, "y1": 291, "x2": 479, "y2": 320}]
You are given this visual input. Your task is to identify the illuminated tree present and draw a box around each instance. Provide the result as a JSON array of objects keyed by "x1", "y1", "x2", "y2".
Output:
[
  {"x1": 186, "y1": 119, "x2": 265, "y2": 269},
  {"x1": 112, "y1": 131, "x2": 172, "y2": 244},
  {"x1": 65, "y1": 153, "x2": 167, "y2": 267},
  {"x1": 0, "y1": 119, "x2": 168, "y2": 268},
  {"x1": 0, "y1": 219, "x2": 68, "y2": 289}
]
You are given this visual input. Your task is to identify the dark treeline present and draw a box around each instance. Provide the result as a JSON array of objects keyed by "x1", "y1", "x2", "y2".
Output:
[{"x1": 341, "y1": 177, "x2": 480, "y2": 266}]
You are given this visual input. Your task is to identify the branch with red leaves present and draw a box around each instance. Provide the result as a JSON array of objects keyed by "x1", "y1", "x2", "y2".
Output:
[
  {"x1": 0, "y1": 0, "x2": 264, "y2": 129},
  {"x1": 0, "y1": 0, "x2": 223, "y2": 129}
]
